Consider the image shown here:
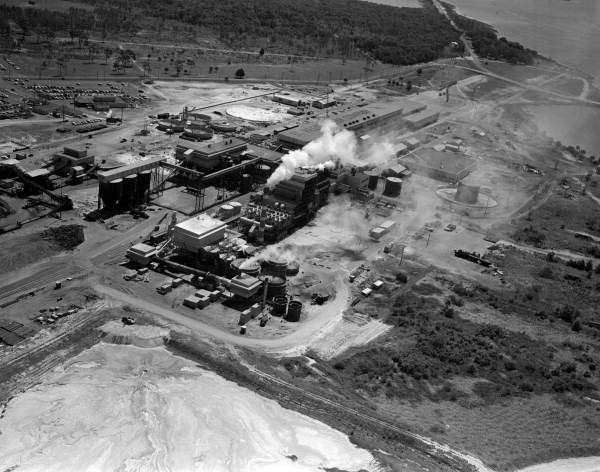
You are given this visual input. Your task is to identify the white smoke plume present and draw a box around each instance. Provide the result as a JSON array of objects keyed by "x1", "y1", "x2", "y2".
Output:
[{"x1": 266, "y1": 119, "x2": 395, "y2": 187}]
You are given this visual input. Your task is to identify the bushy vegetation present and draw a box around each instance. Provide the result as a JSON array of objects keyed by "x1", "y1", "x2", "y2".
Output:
[
  {"x1": 1, "y1": 0, "x2": 463, "y2": 66},
  {"x1": 442, "y1": 2, "x2": 536, "y2": 64},
  {"x1": 334, "y1": 290, "x2": 595, "y2": 403}
]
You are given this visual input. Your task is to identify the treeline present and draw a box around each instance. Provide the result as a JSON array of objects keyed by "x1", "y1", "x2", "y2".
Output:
[
  {"x1": 442, "y1": 2, "x2": 536, "y2": 64},
  {"x1": 0, "y1": 5, "x2": 93, "y2": 37},
  {"x1": 0, "y1": 0, "x2": 464, "y2": 66},
  {"x1": 85, "y1": 0, "x2": 461, "y2": 65}
]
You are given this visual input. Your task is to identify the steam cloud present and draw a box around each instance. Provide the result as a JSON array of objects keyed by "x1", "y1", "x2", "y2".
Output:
[{"x1": 266, "y1": 119, "x2": 395, "y2": 187}]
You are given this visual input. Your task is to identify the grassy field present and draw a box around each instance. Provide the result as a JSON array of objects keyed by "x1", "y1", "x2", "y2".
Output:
[{"x1": 507, "y1": 184, "x2": 600, "y2": 255}]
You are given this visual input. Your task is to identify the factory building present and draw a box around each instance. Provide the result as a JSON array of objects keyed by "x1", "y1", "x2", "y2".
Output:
[
  {"x1": 229, "y1": 273, "x2": 263, "y2": 298},
  {"x1": 176, "y1": 138, "x2": 247, "y2": 170},
  {"x1": 172, "y1": 214, "x2": 228, "y2": 253},
  {"x1": 126, "y1": 243, "x2": 158, "y2": 265},
  {"x1": 272, "y1": 93, "x2": 307, "y2": 107},
  {"x1": 277, "y1": 122, "x2": 323, "y2": 149},
  {"x1": 312, "y1": 97, "x2": 336, "y2": 109},
  {"x1": 277, "y1": 98, "x2": 418, "y2": 149},
  {"x1": 408, "y1": 150, "x2": 476, "y2": 183},
  {"x1": 239, "y1": 170, "x2": 330, "y2": 242},
  {"x1": 404, "y1": 109, "x2": 440, "y2": 130},
  {"x1": 267, "y1": 170, "x2": 330, "y2": 221},
  {"x1": 53, "y1": 146, "x2": 95, "y2": 175}
]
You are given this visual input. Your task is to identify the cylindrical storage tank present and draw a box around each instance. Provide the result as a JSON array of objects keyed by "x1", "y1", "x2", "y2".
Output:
[
  {"x1": 367, "y1": 172, "x2": 379, "y2": 191},
  {"x1": 207, "y1": 246, "x2": 220, "y2": 264},
  {"x1": 239, "y1": 260, "x2": 261, "y2": 277},
  {"x1": 211, "y1": 121, "x2": 236, "y2": 133},
  {"x1": 230, "y1": 258, "x2": 245, "y2": 275},
  {"x1": 455, "y1": 181, "x2": 481, "y2": 204},
  {"x1": 215, "y1": 253, "x2": 227, "y2": 275},
  {"x1": 136, "y1": 170, "x2": 152, "y2": 204},
  {"x1": 265, "y1": 258, "x2": 288, "y2": 279},
  {"x1": 383, "y1": 177, "x2": 402, "y2": 197},
  {"x1": 240, "y1": 174, "x2": 253, "y2": 193},
  {"x1": 243, "y1": 245, "x2": 258, "y2": 258},
  {"x1": 100, "y1": 178, "x2": 122, "y2": 210},
  {"x1": 271, "y1": 296, "x2": 287, "y2": 317},
  {"x1": 225, "y1": 255, "x2": 235, "y2": 277},
  {"x1": 255, "y1": 164, "x2": 271, "y2": 183},
  {"x1": 229, "y1": 201, "x2": 242, "y2": 215},
  {"x1": 266, "y1": 276, "x2": 286, "y2": 299},
  {"x1": 120, "y1": 174, "x2": 138, "y2": 207},
  {"x1": 285, "y1": 300, "x2": 302, "y2": 322},
  {"x1": 286, "y1": 261, "x2": 300, "y2": 276},
  {"x1": 220, "y1": 204, "x2": 234, "y2": 219}
]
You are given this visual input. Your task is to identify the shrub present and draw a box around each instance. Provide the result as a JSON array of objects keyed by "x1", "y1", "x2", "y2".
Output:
[{"x1": 539, "y1": 266, "x2": 553, "y2": 279}]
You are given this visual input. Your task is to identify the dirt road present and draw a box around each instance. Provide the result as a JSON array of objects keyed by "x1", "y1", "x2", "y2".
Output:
[{"x1": 94, "y1": 276, "x2": 350, "y2": 355}]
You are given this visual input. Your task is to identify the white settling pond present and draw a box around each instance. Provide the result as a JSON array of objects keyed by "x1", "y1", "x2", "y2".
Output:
[
  {"x1": 0, "y1": 343, "x2": 378, "y2": 472},
  {"x1": 226, "y1": 105, "x2": 289, "y2": 123}
]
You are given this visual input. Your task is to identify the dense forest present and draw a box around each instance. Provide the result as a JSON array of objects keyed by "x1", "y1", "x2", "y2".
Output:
[
  {"x1": 442, "y1": 2, "x2": 536, "y2": 64},
  {"x1": 1, "y1": 0, "x2": 463, "y2": 66}
]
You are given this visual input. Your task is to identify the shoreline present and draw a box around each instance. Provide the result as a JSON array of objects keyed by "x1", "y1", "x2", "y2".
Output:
[{"x1": 444, "y1": 0, "x2": 599, "y2": 87}]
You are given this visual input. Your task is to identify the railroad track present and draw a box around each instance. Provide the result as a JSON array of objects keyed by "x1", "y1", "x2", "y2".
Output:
[
  {"x1": 244, "y1": 364, "x2": 492, "y2": 472},
  {"x1": 0, "y1": 303, "x2": 108, "y2": 370},
  {"x1": 0, "y1": 266, "x2": 83, "y2": 305}
]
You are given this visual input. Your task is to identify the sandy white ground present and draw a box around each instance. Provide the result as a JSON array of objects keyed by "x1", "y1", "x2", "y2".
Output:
[
  {"x1": 0, "y1": 343, "x2": 379, "y2": 472},
  {"x1": 226, "y1": 104, "x2": 290, "y2": 123},
  {"x1": 516, "y1": 457, "x2": 600, "y2": 472}
]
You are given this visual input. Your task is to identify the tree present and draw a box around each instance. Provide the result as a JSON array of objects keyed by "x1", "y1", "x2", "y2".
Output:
[
  {"x1": 406, "y1": 80, "x2": 412, "y2": 91},
  {"x1": 259, "y1": 47, "x2": 265, "y2": 57},
  {"x1": 175, "y1": 60, "x2": 184, "y2": 76},
  {"x1": 209, "y1": 66, "x2": 213, "y2": 73},
  {"x1": 234, "y1": 68, "x2": 245, "y2": 79},
  {"x1": 104, "y1": 48, "x2": 112, "y2": 65}
]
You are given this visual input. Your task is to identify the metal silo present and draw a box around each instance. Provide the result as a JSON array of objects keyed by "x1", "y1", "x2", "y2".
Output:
[
  {"x1": 285, "y1": 300, "x2": 302, "y2": 322},
  {"x1": 383, "y1": 177, "x2": 402, "y2": 197}
]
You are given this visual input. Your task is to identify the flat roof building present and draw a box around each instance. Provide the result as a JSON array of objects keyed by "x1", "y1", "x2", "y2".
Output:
[
  {"x1": 173, "y1": 214, "x2": 227, "y2": 252},
  {"x1": 126, "y1": 243, "x2": 157, "y2": 266},
  {"x1": 404, "y1": 109, "x2": 440, "y2": 130},
  {"x1": 407, "y1": 150, "x2": 476, "y2": 183},
  {"x1": 176, "y1": 138, "x2": 247, "y2": 170},
  {"x1": 229, "y1": 274, "x2": 263, "y2": 298}
]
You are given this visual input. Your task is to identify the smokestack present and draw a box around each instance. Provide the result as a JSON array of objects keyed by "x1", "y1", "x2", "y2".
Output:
[
  {"x1": 257, "y1": 207, "x2": 265, "y2": 244},
  {"x1": 266, "y1": 119, "x2": 395, "y2": 188}
]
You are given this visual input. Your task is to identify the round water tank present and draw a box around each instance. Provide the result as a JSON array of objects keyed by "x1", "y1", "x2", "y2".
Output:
[
  {"x1": 255, "y1": 164, "x2": 271, "y2": 183},
  {"x1": 136, "y1": 170, "x2": 152, "y2": 204},
  {"x1": 100, "y1": 178, "x2": 122, "y2": 210},
  {"x1": 265, "y1": 258, "x2": 288, "y2": 279},
  {"x1": 120, "y1": 174, "x2": 138, "y2": 208},
  {"x1": 230, "y1": 258, "x2": 245, "y2": 275},
  {"x1": 220, "y1": 204, "x2": 234, "y2": 219},
  {"x1": 367, "y1": 172, "x2": 379, "y2": 191},
  {"x1": 266, "y1": 276, "x2": 286, "y2": 299},
  {"x1": 271, "y1": 296, "x2": 287, "y2": 317},
  {"x1": 383, "y1": 177, "x2": 402, "y2": 197},
  {"x1": 455, "y1": 181, "x2": 480, "y2": 204},
  {"x1": 240, "y1": 174, "x2": 253, "y2": 193},
  {"x1": 211, "y1": 121, "x2": 236, "y2": 133},
  {"x1": 286, "y1": 261, "x2": 300, "y2": 276},
  {"x1": 239, "y1": 260, "x2": 261, "y2": 277},
  {"x1": 285, "y1": 300, "x2": 302, "y2": 322}
]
